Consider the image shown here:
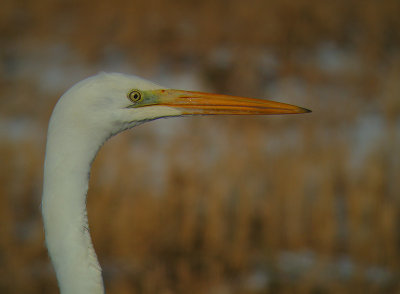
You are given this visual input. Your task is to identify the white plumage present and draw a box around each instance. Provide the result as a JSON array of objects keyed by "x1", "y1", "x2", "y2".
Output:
[{"x1": 42, "y1": 72, "x2": 309, "y2": 294}]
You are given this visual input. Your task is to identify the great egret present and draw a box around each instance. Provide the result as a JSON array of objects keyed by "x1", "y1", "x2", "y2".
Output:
[{"x1": 42, "y1": 72, "x2": 310, "y2": 294}]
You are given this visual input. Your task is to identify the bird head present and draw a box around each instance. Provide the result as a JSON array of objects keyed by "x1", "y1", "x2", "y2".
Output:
[{"x1": 50, "y1": 72, "x2": 310, "y2": 140}]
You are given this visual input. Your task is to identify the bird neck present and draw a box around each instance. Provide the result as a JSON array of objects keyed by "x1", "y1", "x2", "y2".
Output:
[{"x1": 42, "y1": 119, "x2": 106, "y2": 294}]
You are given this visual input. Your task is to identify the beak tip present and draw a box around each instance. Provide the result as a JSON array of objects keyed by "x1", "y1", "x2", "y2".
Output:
[{"x1": 301, "y1": 107, "x2": 312, "y2": 113}]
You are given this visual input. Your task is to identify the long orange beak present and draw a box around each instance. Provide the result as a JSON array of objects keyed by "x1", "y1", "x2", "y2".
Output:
[{"x1": 146, "y1": 89, "x2": 311, "y2": 115}]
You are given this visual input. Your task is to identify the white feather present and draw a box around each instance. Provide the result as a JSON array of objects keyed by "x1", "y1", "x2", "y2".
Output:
[{"x1": 42, "y1": 73, "x2": 182, "y2": 294}]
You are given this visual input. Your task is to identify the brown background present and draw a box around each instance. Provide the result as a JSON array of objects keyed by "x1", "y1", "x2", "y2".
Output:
[{"x1": 1, "y1": 0, "x2": 400, "y2": 293}]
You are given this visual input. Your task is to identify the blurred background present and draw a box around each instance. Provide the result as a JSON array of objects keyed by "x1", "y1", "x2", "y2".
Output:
[{"x1": 1, "y1": 0, "x2": 400, "y2": 293}]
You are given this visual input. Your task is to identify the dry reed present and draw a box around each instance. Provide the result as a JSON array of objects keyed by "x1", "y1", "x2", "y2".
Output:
[{"x1": 1, "y1": 0, "x2": 400, "y2": 293}]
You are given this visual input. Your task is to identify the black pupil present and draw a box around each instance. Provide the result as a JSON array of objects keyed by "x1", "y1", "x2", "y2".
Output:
[{"x1": 132, "y1": 93, "x2": 139, "y2": 100}]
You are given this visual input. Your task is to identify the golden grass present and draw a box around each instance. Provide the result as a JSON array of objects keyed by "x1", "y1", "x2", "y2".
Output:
[{"x1": 1, "y1": 0, "x2": 400, "y2": 293}]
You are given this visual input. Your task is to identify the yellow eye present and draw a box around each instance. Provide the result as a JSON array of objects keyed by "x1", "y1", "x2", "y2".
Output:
[{"x1": 127, "y1": 90, "x2": 142, "y2": 103}]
